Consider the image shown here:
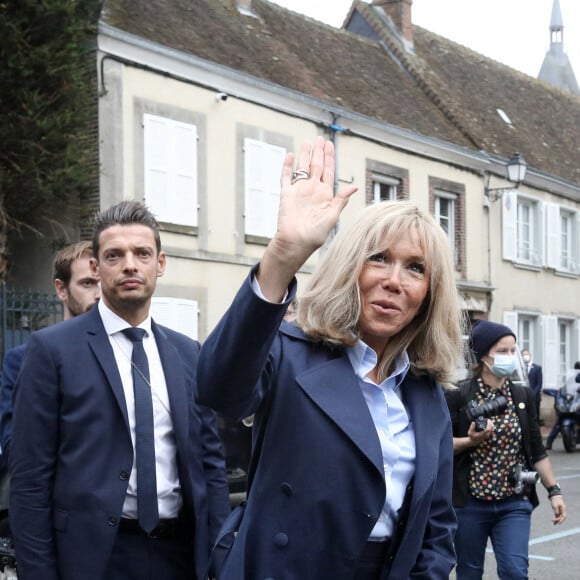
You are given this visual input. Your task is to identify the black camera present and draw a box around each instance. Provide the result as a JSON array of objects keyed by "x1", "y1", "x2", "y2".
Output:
[
  {"x1": 511, "y1": 463, "x2": 539, "y2": 494},
  {"x1": 0, "y1": 535, "x2": 16, "y2": 571},
  {"x1": 466, "y1": 395, "x2": 508, "y2": 431}
]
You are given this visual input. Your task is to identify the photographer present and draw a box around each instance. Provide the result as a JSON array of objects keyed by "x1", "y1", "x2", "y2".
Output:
[{"x1": 446, "y1": 321, "x2": 566, "y2": 579}]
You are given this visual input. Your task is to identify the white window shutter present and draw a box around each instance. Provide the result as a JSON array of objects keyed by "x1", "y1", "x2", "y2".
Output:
[
  {"x1": 542, "y1": 315, "x2": 559, "y2": 389},
  {"x1": 244, "y1": 139, "x2": 286, "y2": 237},
  {"x1": 144, "y1": 115, "x2": 170, "y2": 219},
  {"x1": 501, "y1": 190, "x2": 517, "y2": 261},
  {"x1": 150, "y1": 297, "x2": 199, "y2": 341},
  {"x1": 503, "y1": 311, "x2": 518, "y2": 336},
  {"x1": 171, "y1": 122, "x2": 198, "y2": 226},
  {"x1": 144, "y1": 114, "x2": 198, "y2": 227}
]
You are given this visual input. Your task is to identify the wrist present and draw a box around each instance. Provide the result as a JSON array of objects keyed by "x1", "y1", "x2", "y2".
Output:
[{"x1": 547, "y1": 483, "x2": 562, "y2": 498}]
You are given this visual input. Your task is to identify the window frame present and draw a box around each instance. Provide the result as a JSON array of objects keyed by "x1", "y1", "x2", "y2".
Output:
[
  {"x1": 371, "y1": 175, "x2": 399, "y2": 203},
  {"x1": 502, "y1": 191, "x2": 544, "y2": 267}
]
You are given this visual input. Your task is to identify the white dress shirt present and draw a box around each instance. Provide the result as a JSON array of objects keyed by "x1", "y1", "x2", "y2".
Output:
[
  {"x1": 347, "y1": 341, "x2": 416, "y2": 540},
  {"x1": 98, "y1": 300, "x2": 182, "y2": 519}
]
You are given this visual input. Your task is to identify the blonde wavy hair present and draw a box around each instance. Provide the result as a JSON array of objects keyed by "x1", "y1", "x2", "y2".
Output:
[{"x1": 297, "y1": 200, "x2": 464, "y2": 387}]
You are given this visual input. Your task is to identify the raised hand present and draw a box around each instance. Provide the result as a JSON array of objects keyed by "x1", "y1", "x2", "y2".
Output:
[{"x1": 257, "y1": 137, "x2": 358, "y2": 302}]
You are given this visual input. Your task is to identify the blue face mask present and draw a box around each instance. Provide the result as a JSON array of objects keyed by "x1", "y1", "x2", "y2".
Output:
[{"x1": 486, "y1": 354, "x2": 517, "y2": 378}]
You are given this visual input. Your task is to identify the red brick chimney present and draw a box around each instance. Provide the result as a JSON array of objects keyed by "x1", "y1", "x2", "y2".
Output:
[{"x1": 372, "y1": 0, "x2": 413, "y2": 46}]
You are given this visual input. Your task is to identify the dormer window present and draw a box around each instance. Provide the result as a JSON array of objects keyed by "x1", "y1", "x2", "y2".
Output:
[{"x1": 496, "y1": 108, "x2": 513, "y2": 126}]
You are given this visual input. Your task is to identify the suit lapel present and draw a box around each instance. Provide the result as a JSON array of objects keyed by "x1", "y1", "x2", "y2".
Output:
[
  {"x1": 296, "y1": 355, "x2": 384, "y2": 476},
  {"x1": 152, "y1": 322, "x2": 189, "y2": 453},
  {"x1": 86, "y1": 307, "x2": 130, "y2": 430}
]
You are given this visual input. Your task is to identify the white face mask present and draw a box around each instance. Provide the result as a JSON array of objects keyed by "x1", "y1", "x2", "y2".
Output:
[
  {"x1": 522, "y1": 354, "x2": 531, "y2": 364},
  {"x1": 485, "y1": 354, "x2": 517, "y2": 378}
]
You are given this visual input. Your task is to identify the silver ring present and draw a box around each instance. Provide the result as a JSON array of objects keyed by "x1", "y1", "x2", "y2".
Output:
[{"x1": 291, "y1": 168, "x2": 310, "y2": 184}]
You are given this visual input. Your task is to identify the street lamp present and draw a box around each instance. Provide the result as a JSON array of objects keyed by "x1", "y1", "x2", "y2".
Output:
[{"x1": 485, "y1": 152, "x2": 527, "y2": 202}]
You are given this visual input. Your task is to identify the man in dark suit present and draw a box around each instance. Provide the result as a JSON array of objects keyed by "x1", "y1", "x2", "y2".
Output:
[
  {"x1": 0, "y1": 241, "x2": 101, "y2": 544},
  {"x1": 0, "y1": 240, "x2": 101, "y2": 470},
  {"x1": 9, "y1": 201, "x2": 229, "y2": 580},
  {"x1": 522, "y1": 349, "x2": 543, "y2": 425}
]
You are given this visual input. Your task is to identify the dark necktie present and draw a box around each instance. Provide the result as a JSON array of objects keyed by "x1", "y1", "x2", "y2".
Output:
[{"x1": 121, "y1": 327, "x2": 159, "y2": 533}]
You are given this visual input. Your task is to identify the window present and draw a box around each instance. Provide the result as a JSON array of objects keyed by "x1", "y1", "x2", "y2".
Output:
[
  {"x1": 372, "y1": 176, "x2": 398, "y2": 203},
  {"x1": 244, "y1": 138, "x2": 286, "y2": 238},
  {"x1": 561, "y1": 213, "x2": 571, "y2": 268},
  {"x1": 434, "y1": 191, "x2": 456, "y2": 264},
  {"x1": 559, "y1": 320, "x2": 573, "y2": 380},
  {"x1": 144, "y1": 114, "x2": 198, "y2": 227},
  {"x1": 517, "y1": 315, "x2": 539, "y2": 355},
  {"x1": 542, "y1": 315, "x2": 579, "y2": 388},
  {"x1": 518, "y1": 201, "x2": 533, "y2": 261},
  {"x1": 545, "y1": 203, "x2": 579, "y2": 274},
  {"x1": 366, "y1": 160, "x2": 409, "y2": 204},
  {"x1": 150, "y1": 297, "x2": 198, "y2": 341},
  {"x1": 428, "y1": 177, "x2": 465, "y2": 274},
  {"x1": 502, "y1": 191, "x2": 543, "y2": 266}
]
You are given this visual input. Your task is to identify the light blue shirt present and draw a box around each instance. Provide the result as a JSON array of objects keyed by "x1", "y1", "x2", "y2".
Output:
[{"x1": 347, "y1": 341, "x2": 416, "y2": 540}]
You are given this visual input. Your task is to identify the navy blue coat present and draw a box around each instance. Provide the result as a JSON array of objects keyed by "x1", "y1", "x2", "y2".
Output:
[
  {"x1": 528, "y1": 363, "x2": 543, "y2": 409},
  {"x1": 197, "y1": 271, "x2": 457, "y2": 579},
  {"x1": 9, "y1": 306, "x2": 230, "y2": 580},
  {"x1": 0, "y1": 343, "x2": 26, "y2": 471}
]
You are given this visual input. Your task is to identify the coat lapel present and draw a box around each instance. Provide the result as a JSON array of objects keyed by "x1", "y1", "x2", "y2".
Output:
[
  {"x1": 85, "y1": 307, "x2": 130, "y2": 430},
  {"x1": 403, "y1": 375, "x2": 442, "y2": 499},
  {"x1": 296, "y1": 355, "x2": 384, "y2": 476},
  {"x1": 152, "y1": 322, "x2": 189, "y2": 454}
]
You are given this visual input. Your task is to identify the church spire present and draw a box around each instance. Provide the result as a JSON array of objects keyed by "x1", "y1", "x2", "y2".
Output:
[
  {"x1": 549, "y1": 0, "x2": 564, "y2": 54},
  {"x1": 538, "y1": 0, "x2": 579, "y2": 95}
]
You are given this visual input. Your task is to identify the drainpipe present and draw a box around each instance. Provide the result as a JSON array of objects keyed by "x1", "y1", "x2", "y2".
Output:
[{"x1": 329, "y1": 114, "x2": 345, "y2": 196}]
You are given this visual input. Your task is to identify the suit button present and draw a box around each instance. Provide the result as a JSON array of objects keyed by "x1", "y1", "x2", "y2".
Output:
[
  {"x1": 119, "y1": 471, "x2": 129, "y2": 481},
  {"x1": 280, "y1": 482, "x2": 293, "y2": 496},
  {"x1": 108, "y1": 516, "x2": 118, "y2": 526},
  {"x1": 273, "y1": 532, "x2": 288, "y2": 548}
]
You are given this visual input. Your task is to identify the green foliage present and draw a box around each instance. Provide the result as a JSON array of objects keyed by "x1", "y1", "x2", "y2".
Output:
[{"x1": 0, "y1": 0, "x2": 102, "y2": 233}]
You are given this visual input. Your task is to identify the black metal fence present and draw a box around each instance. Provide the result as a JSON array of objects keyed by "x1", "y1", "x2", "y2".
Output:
[{"x1": 0, "y1": 285, "x2": 63, "y2": 361}]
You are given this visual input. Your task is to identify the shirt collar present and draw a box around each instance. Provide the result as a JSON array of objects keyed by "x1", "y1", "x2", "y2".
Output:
[
  {"x1": 346, "y1": 339, "x2": 410, "y2": 388},
  {"x1": 98, "y1": 299, "x2": 152, "y2": 337}
]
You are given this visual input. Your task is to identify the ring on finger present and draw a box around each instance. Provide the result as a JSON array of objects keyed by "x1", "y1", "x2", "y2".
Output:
[
  {"x1": 291, "y1": 168, "x2": 310, "y2": 183},
  {"x1": 291, "y1": 175, "x2": 309, "y2": 184}
]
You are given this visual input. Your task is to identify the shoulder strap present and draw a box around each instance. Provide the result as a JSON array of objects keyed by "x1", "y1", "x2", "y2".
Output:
[{"x1": 457, "y1": 378, "x2": 478, "y2": 409}]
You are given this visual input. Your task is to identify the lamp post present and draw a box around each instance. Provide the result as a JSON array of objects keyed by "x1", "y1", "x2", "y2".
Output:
[{"x1": 485, "y1": 152, "x2": 527, "y2": 202}]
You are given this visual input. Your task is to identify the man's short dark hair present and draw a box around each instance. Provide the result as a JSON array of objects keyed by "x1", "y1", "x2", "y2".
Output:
[
  {"x1": 53, "y1": 241, "x2": 94, "y2": 286},
  {"x1": 92, "y1": 201, "x2": 161, "y2": 258}
]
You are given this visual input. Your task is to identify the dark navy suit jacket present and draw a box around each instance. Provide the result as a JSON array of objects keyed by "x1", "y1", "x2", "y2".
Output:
[
  {"x1": 197, "y1": 269, "x2": 457, "y2": 579},
  {"x1": 0, "y1": 343, "x2": 26, "y2": 472},
  {"x1": 528, "y1": 363, "x2": 543, "y2": 408},
  {"x1": 9, "y1": 306, "x2": 230, "y2": 580}
]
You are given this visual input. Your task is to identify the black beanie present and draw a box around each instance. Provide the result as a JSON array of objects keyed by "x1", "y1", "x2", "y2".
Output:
[{"x1": 469, "y1": 320, "x2": 516, "y2": 362}]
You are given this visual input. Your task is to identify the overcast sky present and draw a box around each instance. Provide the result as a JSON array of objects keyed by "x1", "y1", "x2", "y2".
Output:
[{"x1": 269, "y1": 0, "x2": 580, "y2": 79}]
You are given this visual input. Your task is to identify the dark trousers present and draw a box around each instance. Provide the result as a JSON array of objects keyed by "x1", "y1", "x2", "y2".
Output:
[
  {"x1": 353, "y1": 541, "x2": 390, "y2": 580},
  {"x1": 104, "y1": 522, "x2": 194, "y2": 580}
]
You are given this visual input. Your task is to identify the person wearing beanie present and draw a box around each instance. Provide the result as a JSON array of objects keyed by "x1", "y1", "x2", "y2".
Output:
[{"x1": 445, "y1": 320, "x2": 566, "y2": 579}]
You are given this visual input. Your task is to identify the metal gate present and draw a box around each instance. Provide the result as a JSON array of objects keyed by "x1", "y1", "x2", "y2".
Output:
[{"x1": 0, "y1": 285, "x2": 63, "y2": 361}]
